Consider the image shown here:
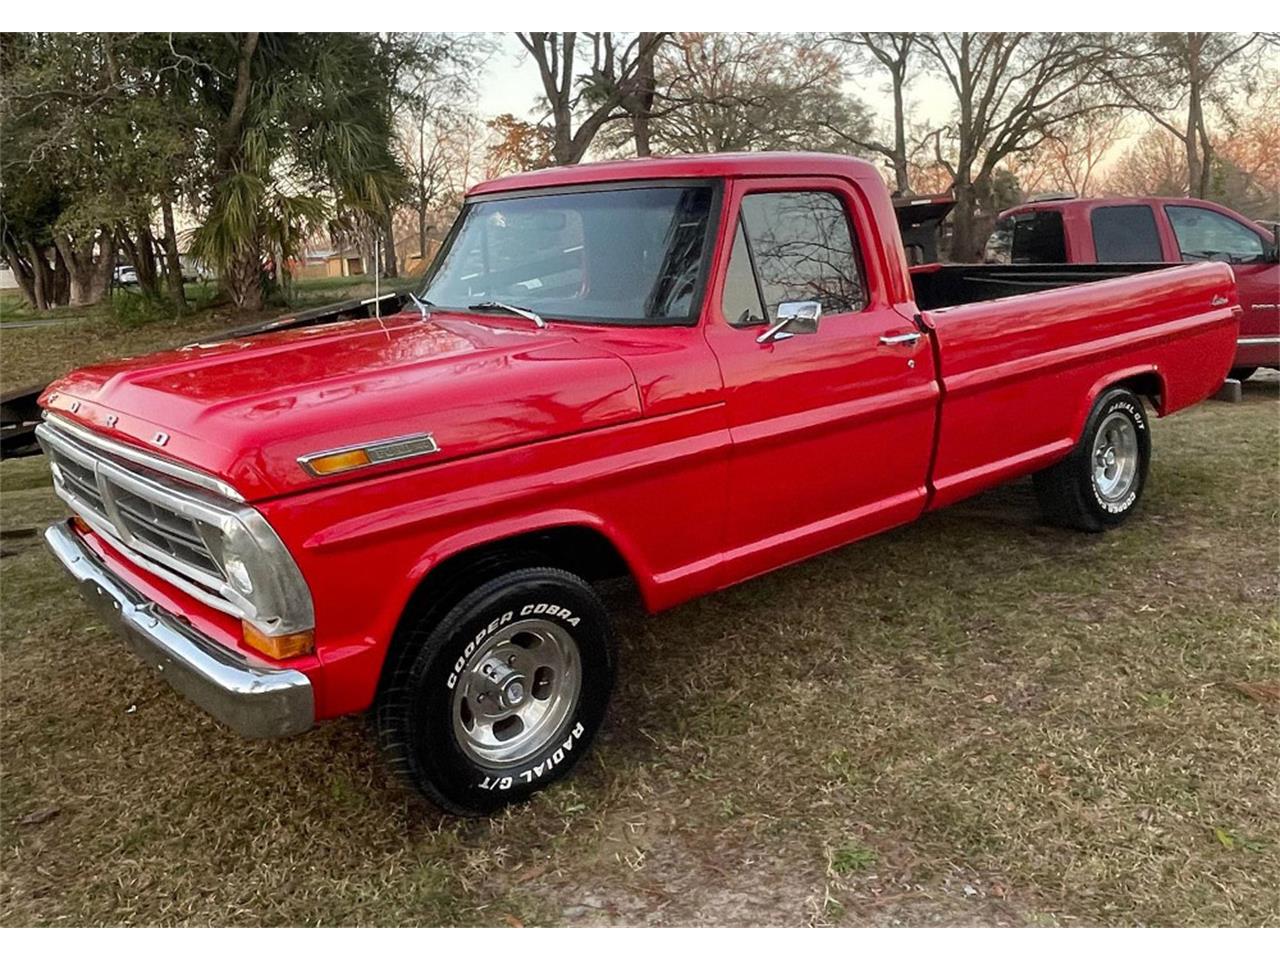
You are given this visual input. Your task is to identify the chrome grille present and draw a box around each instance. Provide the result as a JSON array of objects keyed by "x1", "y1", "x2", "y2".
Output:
[
  {"x1": 37, "y1": 413, "x2": 314, "y2": 638},
  {"x1": 48, "y1": 447, "x2": 108, "y2": 516},
  {"x1": 36, "y1": 417, "x2": 237, "y2": 616},
  {"x1": 104, "y1": 482, "x2": 225, "y2": 579}
]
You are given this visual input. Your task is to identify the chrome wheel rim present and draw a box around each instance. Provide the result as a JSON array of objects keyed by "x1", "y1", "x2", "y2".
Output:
[
  {"x1": 1091, "y1": 411, "x2": 1139, "y2": 502},
  {"x1": 451, "y1": 618, "x2": 581, "y2": 766}
]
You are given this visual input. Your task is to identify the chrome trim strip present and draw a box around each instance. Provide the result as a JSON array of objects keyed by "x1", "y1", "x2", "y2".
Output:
[
  {"x1": 298, "y1": 432, "x2": 440, "y2": 477},
  {"x1": 43, "y1": 413, "x2": 245, "y2": 501},
  {"x1": 45, "y1": 521, "x2": 313, "y2": 739},
  {"x1": 1238, "y1": 336, "x2": 1280, "y2": 345}
]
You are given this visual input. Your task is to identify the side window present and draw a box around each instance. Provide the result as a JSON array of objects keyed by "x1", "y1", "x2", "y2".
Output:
[
  {"x1": 984, "y1": 218, "x2": 1015, "y2": 264},
  {"x1": 1167, "y1": 205, "x2": 1265, "y2": 263},
  {"x1": 721, "y1": 217, "x2": 766, "y2": 325},
  {"x1": 1091, "y1": 205, "x2": 1163, "y2": 262},
  {"x1": 738, "y1": 191, "x2": 866, "y2": 317},
  {"x1": 1010, "y1": 211, "x2": 1067, "y2": 263}
]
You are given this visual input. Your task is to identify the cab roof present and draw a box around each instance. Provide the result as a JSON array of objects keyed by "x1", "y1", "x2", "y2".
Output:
[{"x1": 467, "y1": 152, "x2": 882, "y2": 197}]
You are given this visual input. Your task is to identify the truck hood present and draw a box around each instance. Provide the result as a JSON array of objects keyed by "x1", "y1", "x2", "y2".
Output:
[{"x1": 39, "y1": 310, "x2": 642, "y2": 500}]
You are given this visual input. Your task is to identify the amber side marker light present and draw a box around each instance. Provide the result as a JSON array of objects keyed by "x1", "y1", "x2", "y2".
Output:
[
  {"x1": 71, "y1": 515, "x2": 92, "y2": 535},
  {"x1": 303, "y1": 448, "x2": 372, "y2": 476},
  {"x1": 242, "y1": 621, "x2": 314, "y2": 660},
  {"x1": 298, "y1": 434, "x2": 440, "y2": 477}
]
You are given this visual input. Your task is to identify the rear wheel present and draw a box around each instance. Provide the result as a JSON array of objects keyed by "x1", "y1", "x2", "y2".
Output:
[
  {"x1": 377, "y1": 566, "x2": 617, "y2": 816},
  {"x1": 1230, "y1": 366, "x2": 1258, "y2": 382},
  {"x1": 1034, "y1": 387, "x2": 1151, "y2": 532}
]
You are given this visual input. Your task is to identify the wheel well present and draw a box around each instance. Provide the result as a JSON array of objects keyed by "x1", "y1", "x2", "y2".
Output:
[
  {"x1": 376, "y1": 525, "x2": 633, "y2": 696},
  {"x1": 1115, "y1": 372, "x2": 1165, "y2": 414}
]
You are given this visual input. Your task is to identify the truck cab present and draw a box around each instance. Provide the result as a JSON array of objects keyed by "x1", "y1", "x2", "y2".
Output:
[{"x1": 987, "y1": 196, "x2": 1280, "y2": 378}]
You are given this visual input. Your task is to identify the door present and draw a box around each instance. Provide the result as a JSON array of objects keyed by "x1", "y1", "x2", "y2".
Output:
[
  {"x1": 703, "y1": 178, "x2": 940, "y2": 584},
  {"x1": 1162, "y1": 203, "x2": 1280, "y2": 367}
]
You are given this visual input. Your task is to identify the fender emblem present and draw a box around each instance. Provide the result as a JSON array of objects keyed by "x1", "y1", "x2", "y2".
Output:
[
  {"x1": 1211, "y1": 295, "x2": 1229, "y2": 307},
  {"x1": 298, "y1": 433, "x2": 440, "y2": 477}
]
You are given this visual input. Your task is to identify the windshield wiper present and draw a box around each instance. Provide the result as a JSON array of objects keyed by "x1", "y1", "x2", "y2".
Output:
[{"x1": 467, "y1": 300, "x2": 547, "y2": 328}]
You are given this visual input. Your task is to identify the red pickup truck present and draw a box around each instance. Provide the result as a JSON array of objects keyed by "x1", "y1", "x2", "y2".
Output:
[
  {"x1": 37, "y1": 153, "x2": 1239, "y2": 815},
  {"x1": 987, "y1": 196, "x2": 1279, "y2": 380}
]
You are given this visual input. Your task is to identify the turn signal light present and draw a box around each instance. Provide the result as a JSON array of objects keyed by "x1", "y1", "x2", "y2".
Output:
[
  {"x1": 242, "y1": 621, "x2": 314, "y2": 660},
  {"x1": 71, "y1": 515, "x2": 92, "y2": 535},
  {"x1": 303, "y1": 448, "x2": 371, "y2": 476}
]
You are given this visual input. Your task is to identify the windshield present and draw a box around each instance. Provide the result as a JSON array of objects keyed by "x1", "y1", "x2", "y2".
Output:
[{"x1": 423, "y1": 184, "x2": 717, "y2": 325}]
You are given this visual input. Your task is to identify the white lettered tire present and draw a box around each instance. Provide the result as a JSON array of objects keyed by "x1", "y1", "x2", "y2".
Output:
[
  {"x1": 377, "y1": 567, "x2": 617, "y2": 816},
  {"x1": 1034, "y1": 387, "x2": 1151, "y2": 532}
]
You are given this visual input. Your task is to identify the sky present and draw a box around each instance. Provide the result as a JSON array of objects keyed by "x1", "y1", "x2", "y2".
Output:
[
  {"x1": 475, "y1": 33, "x2": 957, "y2": 139},
  {"x1": 470, "y1": 34, "x2": 1279, "y2": 185}
]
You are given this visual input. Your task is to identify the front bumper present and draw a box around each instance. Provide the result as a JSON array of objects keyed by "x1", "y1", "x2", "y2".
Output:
[{"x1": 44, "y1": 520, "x2": 314, "y2": 738}]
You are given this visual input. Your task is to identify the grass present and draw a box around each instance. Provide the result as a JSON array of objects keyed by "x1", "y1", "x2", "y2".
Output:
[
  {"x1": 0, "y1": 314, "x2": 1276, "y2": 924},
  {"x1": 0, "y1": 276, "x2": 406, "y2": 389}
]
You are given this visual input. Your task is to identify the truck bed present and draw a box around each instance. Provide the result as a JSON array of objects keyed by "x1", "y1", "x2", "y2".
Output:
[
  {"x1": 910, "y1": 262, "x2": 1171, "y2": 311},
  {"x1": 919, "y1": 260, "x2": 1240, "y2": 509}
]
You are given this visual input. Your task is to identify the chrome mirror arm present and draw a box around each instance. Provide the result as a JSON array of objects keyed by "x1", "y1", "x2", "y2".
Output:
[{"x1": 756, "y1": 317, "x2": 794, "y2": 344}]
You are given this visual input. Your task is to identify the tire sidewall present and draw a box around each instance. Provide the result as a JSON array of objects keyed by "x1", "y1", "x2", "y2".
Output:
[
  {"x1": 1079, "y1": 389, "x2": 1150, "y2": 527},
  {"x1": 402, "y1": 570, "x2": 615, "y2": 815}
]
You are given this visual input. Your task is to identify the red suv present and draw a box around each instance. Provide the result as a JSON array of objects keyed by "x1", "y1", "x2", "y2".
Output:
[{"x1": 987, "y1": 197, "x2": 1280, "y2": 380}]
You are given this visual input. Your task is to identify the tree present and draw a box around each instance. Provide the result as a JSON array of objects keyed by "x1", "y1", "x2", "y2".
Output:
[
  {"x1": 1214, "y1": 75, "x2": 1280, "y2": 219},
  {"x1": 485, "y1": 114, "x2": 555, "y2": 176},
  {"x1": 515, "y1": 32, "x2": 668, "y2": 165},
  {"x1": 1007, "y1": 112, "x2": 1128, "y2": 197},
  {"x1": 829, "y1": 33, "x2": 918, "y2": 192},
  {"x1": 626, "y1": 33, "x2": 661, "y2": 157},
  {"x1": 390, "y1": 33, "x2": 492, "y2": 270},
  {"x1": 0, "y1": 33, "x2": 195, "y2": 311},
  {"x1": 1102, "y1": 33, "x2": 1262, "y2": 199},
  {"x1": 1102, "y1": 128, "x2": 1190, "y2": 198},
  {"x1": 188, "y1": 33, "x2": 409, "y2": 311},
  {"x1": 916, "y1": 32, "x2": 1113, "y2": 260},
  {"x1": 641, "y1": 33, "x2": 873, "y2": 156}
]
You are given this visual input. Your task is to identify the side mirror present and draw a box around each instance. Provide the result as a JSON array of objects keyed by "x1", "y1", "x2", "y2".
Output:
[
  {"x1": 1268, "y1": 224, "x2": 1280, "y2": 264},
  {"x1": 757, "y1": 300, "x2": 822, "y2": 344}
]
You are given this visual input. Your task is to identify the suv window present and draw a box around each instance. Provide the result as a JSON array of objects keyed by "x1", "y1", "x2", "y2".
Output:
[
  {"x1": 1166, "y1": 205, "x2": 1265, "y2": 264},
  {"x1": 731, "y1": 191, "x2": 866, "y2": 319},
  {"x1": 985, "y1": 211, "x2": 1067, "y2": 264},
  {"x1": 1091, "y1": 205, "x2": 1163, "y2": 262}
]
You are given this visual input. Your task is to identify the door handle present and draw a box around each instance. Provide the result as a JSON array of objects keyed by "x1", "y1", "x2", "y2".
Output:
[{"x1": 879, "y1": 331, "x2": 922, "y2": 346}]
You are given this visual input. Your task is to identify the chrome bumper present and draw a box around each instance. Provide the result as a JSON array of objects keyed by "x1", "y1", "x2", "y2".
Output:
[{"x1": 44, "y1": 521, "x2": 314, "y2": 738}]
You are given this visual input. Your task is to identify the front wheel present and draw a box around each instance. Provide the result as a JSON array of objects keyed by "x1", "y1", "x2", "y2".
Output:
[
  {"x1": 1034, "y1": 387, "x2": 1151, "y2": 532},
  {"x1": 377, "y1": 567, "x2": 617, "y2": 816}
]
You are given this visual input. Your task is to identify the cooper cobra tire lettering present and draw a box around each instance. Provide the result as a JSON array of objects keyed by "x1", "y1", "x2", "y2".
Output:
[
  {"x1": 446, "y1": 609, "x2": 515, "y2": 689},
  {"x1": 520, "y1": 602, "x2": 580, "y2": 627},
  {"x1": 481, "y1": 722, "x2": 586, "y2": 789},
  {"x1": 447, "y1": 602, "x2": 584, "y2": 691}
]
